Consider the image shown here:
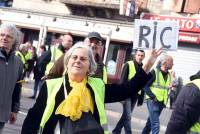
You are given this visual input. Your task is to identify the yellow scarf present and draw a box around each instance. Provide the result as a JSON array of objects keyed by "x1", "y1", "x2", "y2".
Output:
[{"x1": 55, "y1": 78, "x2": 94, "y2": 121}]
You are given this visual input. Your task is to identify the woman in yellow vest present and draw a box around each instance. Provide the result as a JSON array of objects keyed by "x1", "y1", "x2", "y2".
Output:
[
  {"x1": 166, "y1": 71, "x2": 200, "y2": 134},
  {"x1": 21, "y1": 42, "x2": 162, "y2": 134}
]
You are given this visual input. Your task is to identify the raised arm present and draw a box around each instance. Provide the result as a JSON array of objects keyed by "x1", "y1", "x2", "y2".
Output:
[
  {"x1": 105, "y1": 48, "x2": 163, "y2": 103},
  {"x1": 142, "y1": 48, "x2": 163, "y2": 73}
]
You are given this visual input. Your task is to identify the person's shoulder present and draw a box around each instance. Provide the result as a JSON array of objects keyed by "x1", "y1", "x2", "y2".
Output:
[
  {"x1": 14, "y1": 53, "x2": 21, "y2": 61},
  {"x1": 12, "y1": 54, "x2": 24, "y2": 72},
  {"x1": 149, "y1": 69, "x2": 156, "y2": 76},
  {"x1": 45, "y1": 50, "x2": 51, "y2": 55},
  {"x1": 88, "y1": 76, "x2": 105, "y2": 84},
  {"x1": 126, "y1": 60, "x2": 133, "y2": 64},
  {"x1": 46, "y1": 76, "x2": 63, "y2": 82},
  {"x1": 122, "y1": 62, "x2": 129, "y2": 68},
  {"x1": 14, "y1": 54, "x2": 23, "y2": 64},
  {"x1": 57, "y1": 54, "x2": 65, "y2": 62},
  {"x1": 179, "y1": 82, "x2": 200, "y2": 100},
  {"x1": 39, "y1": 51, "x2": 51, "y2": 60},
  {"x1": 185, "y1": 82, "x2": 200, "y2": 93}
]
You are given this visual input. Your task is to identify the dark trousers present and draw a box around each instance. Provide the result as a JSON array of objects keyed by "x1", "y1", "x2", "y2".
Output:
[
  {"x1": 0, "y1": 122, "x2": 5, "y2": 134},
  {"x1": 112, "y1": 97, "x2": 137, "y2": 134}
]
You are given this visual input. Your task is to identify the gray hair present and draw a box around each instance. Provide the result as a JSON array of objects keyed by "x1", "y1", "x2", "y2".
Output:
[
  {"x1": 0, "y1": 23, "x2": 22, "y2": 51},
  {"x1": 156, "y1": 53, "x2": 172, "y2": 69},
  {"x1": 64, "y1": 41, "x2": 97, "y2": 75},
  {"x1": 18, "y1": 43, "x2": 28, "y2": 51}
]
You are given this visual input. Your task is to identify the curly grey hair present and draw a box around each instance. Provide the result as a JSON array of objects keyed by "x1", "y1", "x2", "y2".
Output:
[
  {"x1": 64, "y1": 41, "x2": 97, "y2": 75},
  {"x1": 0, "y1": 23, "x2": 22, "y2": 51},
  {"x1": 156, "y1": 53, "x2": 173, "y2": 69}
]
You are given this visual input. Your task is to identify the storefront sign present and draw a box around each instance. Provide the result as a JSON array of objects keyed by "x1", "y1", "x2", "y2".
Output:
[
  {"x1": 134, "y1": 19, "x2": 179, "y2": 50},
  {"x1": 141, "y1": 13, "x2": 200, "y2": 33},
  {"x1": 179, "y1": 33, "x2": 200, "y2": 44}
]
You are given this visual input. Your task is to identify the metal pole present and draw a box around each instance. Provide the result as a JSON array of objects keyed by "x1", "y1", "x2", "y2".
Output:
[{"x1": 103, "y1": 30, "x2": 112, "y2": 64}]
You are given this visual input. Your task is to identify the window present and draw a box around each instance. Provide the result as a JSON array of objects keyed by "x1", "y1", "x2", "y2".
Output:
[
  {"x1": 106, "y1": 44, "x2": 119, "y2": 75},
  {"x1": 106, "y1": 42, "x2": 132, "y2": 75},
  {"x1": 105, "y1": 42, "x2": 132, "y2": 83}
]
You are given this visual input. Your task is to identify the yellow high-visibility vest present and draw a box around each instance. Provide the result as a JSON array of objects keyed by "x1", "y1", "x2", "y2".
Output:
[
  {"x1": 16, "y1": 51, "x2": 28, "y2": 69},
  {"x1": 103, "y1": 66, "x2": 107, "y2": 84},
  {"x1": 38, "y1": 76, "x2": 109, "y2": 134},
  {"x1": 146, "y1": 69, "x2": 171, "y2": 105},
  {"x1": 127, "y1": 61, "x2": 136, "y2": 80},
  {"x1": 45, "y1": 46, "x2": 63, "y2": 74}
]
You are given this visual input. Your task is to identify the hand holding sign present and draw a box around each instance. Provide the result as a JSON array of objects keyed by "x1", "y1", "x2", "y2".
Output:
[{"x1": 134, "y1": 19, "x2": 179, "y2": 50}]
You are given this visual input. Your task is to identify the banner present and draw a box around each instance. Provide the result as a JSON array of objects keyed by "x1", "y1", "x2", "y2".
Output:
[{"x1": 133, "y1": 19, "x2": 179, "y2": 50}]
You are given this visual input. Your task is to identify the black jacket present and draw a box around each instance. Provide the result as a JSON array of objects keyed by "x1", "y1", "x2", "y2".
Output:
[
  {"x1": 27, "y1": 53, "x2": 37, "y2": 72},
  {"x1": 33, "y1": 53, "x2": 47, "y2": 80},
  {"x1": 166, "y1": 76, "x2": 200, "y2": 134},
  {"x1": 121, "y1": 60, "x2": 144, "y2": 105},
  {"x1": 21, "y1": 69, "x2": 152, "y2": 134}
]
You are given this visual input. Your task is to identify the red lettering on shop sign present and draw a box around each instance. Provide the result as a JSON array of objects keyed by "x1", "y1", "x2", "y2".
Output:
[{"x1": 141, "y1": 13, "x2": 200, "y2": 33}]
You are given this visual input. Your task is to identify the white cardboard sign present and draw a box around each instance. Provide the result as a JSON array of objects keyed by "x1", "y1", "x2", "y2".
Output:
[{"x1": 133, "y1": 19, "x2": 179, "y2": 50}]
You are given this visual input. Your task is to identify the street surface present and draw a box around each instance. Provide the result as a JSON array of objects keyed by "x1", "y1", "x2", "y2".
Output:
[{"x1": 3, "y1": 80, "x2": 172, "y2": 134}]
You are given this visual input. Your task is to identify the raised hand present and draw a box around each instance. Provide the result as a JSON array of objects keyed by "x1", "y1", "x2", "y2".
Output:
[{"x1": 142, "y1": 48, "x2": 163, "y2": 73}]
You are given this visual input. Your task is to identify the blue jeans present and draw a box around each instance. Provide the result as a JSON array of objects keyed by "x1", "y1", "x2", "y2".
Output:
[
  {"x1": 112, "y1": 98, "x2": 137, "y2": 134},
  {"x1": 141, "y1": 99, "x2": 164, "y2": 134}
]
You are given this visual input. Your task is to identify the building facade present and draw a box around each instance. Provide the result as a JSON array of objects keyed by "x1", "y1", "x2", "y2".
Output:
[{"x1": 0, "y1": 0, "x2": 199, "y2": 82}]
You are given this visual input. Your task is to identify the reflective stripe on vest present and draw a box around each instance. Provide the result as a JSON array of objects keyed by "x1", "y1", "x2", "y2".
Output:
[
  {"x1": 39, "y1": 76, "x2": 109, "y2": 134},
  {"x1": 45, "y1": 46, "x2": 63, "y2": 74},
  {"x1": 103, "y1": 66, "x2": 107, "y2": 84},
  {"x1": 189, "y1": 79, "x2": 200, "y2": 133},
  {"x1": 127, "y1": 61, "x2": 136, "y2": 80},
  {"x1": 146, "y1": 69, "x2": 171, "y2": 104},
  {"x1": 88, "y1": 77, "x2": 109, "y2": 134}
]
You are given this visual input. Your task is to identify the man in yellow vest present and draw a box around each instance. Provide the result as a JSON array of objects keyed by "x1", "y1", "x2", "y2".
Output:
[
  {"x1": 86, "y1": 32, "x2": 107, "y2": 83},
  {"x1": 112, "y1": 49, "x2": 145, "y2": 134},
  {"x1": 40, "y1": 32, "x2": 73, "y2": 75},
  {"x1": 45, "y1": 32, "x2": 107, "y2": 83},
  {"x1": 16, "y1": 43, "x2": 29, "y2": 78},
  {"x1": 166, "y1": 70, "x2": 200, "y2": 134},
  {"x1": 142, "y1": 54, "x2": 174, "y2": 134},
  {"x1": 24, "y1": 41, "x2": 33, "y2": 62}
]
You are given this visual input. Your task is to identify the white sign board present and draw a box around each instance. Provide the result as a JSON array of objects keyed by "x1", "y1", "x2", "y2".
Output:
[{"x1": 133, "y1": 19, "x2": 179, "y2": 50}]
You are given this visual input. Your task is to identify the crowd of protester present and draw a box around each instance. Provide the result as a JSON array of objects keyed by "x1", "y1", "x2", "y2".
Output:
[{"x1": 0, "y1": 23, "x2": 199, "y2": 134}]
